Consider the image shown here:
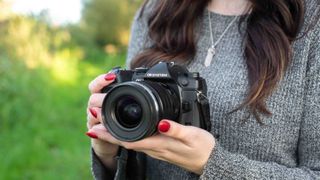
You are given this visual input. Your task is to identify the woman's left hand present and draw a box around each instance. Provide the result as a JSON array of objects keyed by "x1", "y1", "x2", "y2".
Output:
[{"x1": 119, "y1": 119, "x2": 215, "y2": 175}]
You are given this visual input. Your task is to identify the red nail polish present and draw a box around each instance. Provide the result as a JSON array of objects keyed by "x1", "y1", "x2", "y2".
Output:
[
  {"x1": 104, "y1": 73, "x2": 116, "y2": 81},
  {"x1": 158, "y1": 120, "x2": 170, "y2": 133},
  {"x1": 86, "y1": 132, "x2": 98, "y2": 139},
  {"x1": 89, "y1": 108, "x2": 97, "y2": 118}
]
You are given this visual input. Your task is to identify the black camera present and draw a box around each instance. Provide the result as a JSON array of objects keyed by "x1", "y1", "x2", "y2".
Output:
[{"x1": 101, "y1": 62, "x2": 211, "y2": 142}]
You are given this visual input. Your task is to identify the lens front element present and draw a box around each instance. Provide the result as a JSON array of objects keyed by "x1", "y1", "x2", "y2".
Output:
[
  {"x1": 116, "y1": 96, "x2": 142, "y2": 128},
  {"x1": 102, "y1": 82, "x2": 160, "y2": 141}
]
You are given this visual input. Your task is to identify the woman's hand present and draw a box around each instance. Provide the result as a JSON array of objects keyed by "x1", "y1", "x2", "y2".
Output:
[
  {"x1": 86, "y1": 73, "x2": 215, "y2": 175},
  {"x1": 86, "y1": 72, "x2": 120, "y2": 169},
  {"x1": 120, "y1": 120, "x2": 215, "y2": 175}
]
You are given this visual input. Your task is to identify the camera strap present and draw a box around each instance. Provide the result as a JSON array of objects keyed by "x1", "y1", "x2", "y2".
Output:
[
  {"x1": 197, "y1": 93, "x2": 212, "y2": 132},
  {"x1": 114, "y1": 148, "x2": 146, "y2": 180},
  {"x1": 114, "y1": 148, "x2": 128, "y2": 180}
]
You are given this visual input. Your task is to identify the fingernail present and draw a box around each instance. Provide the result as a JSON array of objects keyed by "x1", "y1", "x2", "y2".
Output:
[
  {"x1": 158, "y1": 120, "x2": 170, "y2": 133},
  {"x1": 104, "y1": 73, "x2": 116, "y2": 81},
  {"x1": 86, "y1": 132, "x2": 98, "y2": 139},
  {"x1": 89, "y1": 108, "x2": 97, "y2": 118}
]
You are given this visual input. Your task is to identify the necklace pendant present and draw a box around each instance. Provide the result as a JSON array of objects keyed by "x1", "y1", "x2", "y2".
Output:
[{"x1": 204, "y1": 46, "x2": 215, "y2": 67}]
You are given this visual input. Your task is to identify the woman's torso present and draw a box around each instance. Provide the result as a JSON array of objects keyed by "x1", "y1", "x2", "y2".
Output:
[{"x1": 132, "y1": 2, "x2": 319, "y2": 180}]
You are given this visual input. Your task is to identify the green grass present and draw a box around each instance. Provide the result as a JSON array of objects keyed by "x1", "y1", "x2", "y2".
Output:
[{"x1": 0, "y1": 53, "x2": 126, "y2": 179}]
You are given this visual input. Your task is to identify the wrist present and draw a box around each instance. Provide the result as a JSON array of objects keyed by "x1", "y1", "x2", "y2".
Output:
[
  {"x1": 94, "y1": 147, "x2": 118, "y2": 157},
  {"x1": 93, "y1": 147, "x2": 118, "y2": 171},
  {"x1": 91, "y1": 139, "x2": 119, "y2": 156},
  {"x1": 194, "y1": 136, "x2": 216, "y2": 175}
]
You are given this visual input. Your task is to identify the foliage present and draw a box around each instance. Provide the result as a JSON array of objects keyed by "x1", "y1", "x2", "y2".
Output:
[
  {"x1": 82, "y1": 0, "x2": 143, "y2": 47},
  {"x1": 0, "y1": 0, "x2": 137, "y2": 178}
]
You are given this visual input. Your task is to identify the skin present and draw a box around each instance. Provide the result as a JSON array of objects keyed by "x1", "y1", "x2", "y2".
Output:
[
  {"x1": 87, "y1": 0, "x2": 251, "y2": 175},
  {"x1": 208, "y1": 0, "x2": 251, "y2": 16}
]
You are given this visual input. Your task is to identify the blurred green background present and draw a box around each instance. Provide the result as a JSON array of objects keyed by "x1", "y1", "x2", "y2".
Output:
[{"x1": 0, "y1": 0, "x2": 143, "y2": 179}]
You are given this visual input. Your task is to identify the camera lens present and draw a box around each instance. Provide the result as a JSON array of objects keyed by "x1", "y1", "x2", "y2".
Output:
[
  {"x1": 102, "y1": 81, "x2": 179, "y2": 142},
  {"x1": 115, "y1": 96, "x2": 142, "y2": 128}
]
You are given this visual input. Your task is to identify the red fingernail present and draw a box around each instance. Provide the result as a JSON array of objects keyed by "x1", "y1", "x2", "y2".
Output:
[
  {"x1": 158, "y1": 120, "x2": 170, "y2": 133},
  {"x1": 86, "y1": 132, "x2": 98, "y2": 139},
  {"x1": 104, "y1": 73, "x2": 116, "y2": 81},
  {"x1": 89, "y1": 108, "x2": 97, "y2": 118}
]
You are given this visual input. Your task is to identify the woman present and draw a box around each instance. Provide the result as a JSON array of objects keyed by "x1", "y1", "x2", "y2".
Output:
[{"x1": 86, "y1": 0, "x2": 320, "y2": 179}]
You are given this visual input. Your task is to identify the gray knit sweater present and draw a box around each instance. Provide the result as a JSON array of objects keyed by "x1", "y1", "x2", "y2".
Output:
[{"x1": 92, "y1": 0, "x2": 320, "y2": 179}]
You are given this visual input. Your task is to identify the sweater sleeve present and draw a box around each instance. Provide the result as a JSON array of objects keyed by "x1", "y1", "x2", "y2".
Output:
[
  {"x1": 91, "y1": 148, "x2": 116, "y2": 179},
  {"x1": 200, "y1": 17, "x2": 320, "y2": 180}
]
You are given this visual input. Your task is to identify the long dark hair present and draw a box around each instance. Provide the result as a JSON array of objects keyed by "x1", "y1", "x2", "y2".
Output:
[{"x1": 131, "y1": 0, "x2": 317, "y2": 122}]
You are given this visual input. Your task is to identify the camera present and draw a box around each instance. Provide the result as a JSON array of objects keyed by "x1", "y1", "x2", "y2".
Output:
[{"x1": 101, "y1": 62, "x2": 211, "y2": 142}]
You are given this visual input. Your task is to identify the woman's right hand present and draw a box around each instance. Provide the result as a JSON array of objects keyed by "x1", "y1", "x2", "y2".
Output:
[{"x1": 86, "y1": 72, "x2": 120, "y2": 170}]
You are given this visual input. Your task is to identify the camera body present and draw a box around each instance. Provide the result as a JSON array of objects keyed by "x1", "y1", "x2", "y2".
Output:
[{"x1": 101, "y1": 62, "x2": 211, "y2": 142}]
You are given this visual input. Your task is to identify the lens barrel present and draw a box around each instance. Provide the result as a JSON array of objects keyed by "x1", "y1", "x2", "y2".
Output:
[{"x1": 101, "y1": 81, "x2": 179, "y2": 142}]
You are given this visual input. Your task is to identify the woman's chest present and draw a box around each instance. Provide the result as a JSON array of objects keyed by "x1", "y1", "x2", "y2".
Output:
[{"x1": 188, "y1": 31, "x2": 309, "y2": 164}]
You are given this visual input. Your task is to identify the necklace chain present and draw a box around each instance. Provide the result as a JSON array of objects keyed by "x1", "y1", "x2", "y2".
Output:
[{"x1": 204, "y1": 11, "x2": 239, "y2": 67}]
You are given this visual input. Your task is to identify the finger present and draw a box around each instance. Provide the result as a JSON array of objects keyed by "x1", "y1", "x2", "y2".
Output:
[
  {"x1": 88, "y1": 73, "x2": 116, "y2": 93},
  {"x1": 88, "y1": 93, "x2": 107, "y2": 108},
  {"x1": 157, "y1": 119, "x2": 194, "y2": 143},
  {"x1": 122, "y1": 135, "x2": 189, "y2": 158},
  {"x1": 87, "y1": 107, "x2": 102, "y2": 129},
  {"x1": 121, "y1": 135, "x2": 166, "y2": 151},
  {"x1": 120, "y1": 134, "x2": 185, "y2": 153},
  {"x1": 89, "y1": 124, "x2": 121, "y2": 146}
]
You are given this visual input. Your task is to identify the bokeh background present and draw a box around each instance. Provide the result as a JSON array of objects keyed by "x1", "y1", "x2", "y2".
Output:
[{"x1": 0, "y1": 0, "x2": 143, "y2": 179}]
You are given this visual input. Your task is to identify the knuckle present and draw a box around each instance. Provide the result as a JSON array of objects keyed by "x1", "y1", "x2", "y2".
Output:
[
  {"x1": 96, "y1": 80, "x2": 105, "y2": 90},
  {"x1": 88, "y1": 94, "x2": 98, "y2": 106},
  {"x1": 88, "y1": 75, "x2": 105, "y2": 93},
  {"x1": 87, "y1": 116, "x2": 94, "y2": 126},
  {"x1": 173, "y1": 128, "x2": 185, "y2": 139},
  {"x1": 178, "y1": 132, "x2": 189, "y2": 141},
  {"x1": 176, "y1": 126, "x2": 194, "y2": 140}
]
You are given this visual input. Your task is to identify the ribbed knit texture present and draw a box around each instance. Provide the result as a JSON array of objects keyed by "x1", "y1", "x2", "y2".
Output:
[{"x1": 92, "y1": 0, "x2": 320, "y2": 179}]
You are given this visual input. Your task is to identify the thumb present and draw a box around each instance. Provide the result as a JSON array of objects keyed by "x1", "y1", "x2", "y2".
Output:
[{"x1": 157, "y1": 119, "x2": 192, "y2": 141}]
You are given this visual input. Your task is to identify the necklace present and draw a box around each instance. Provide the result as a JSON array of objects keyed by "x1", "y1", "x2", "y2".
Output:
[{"x1": 204, "y1": 11, "x2": 239, "y2": 67}]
